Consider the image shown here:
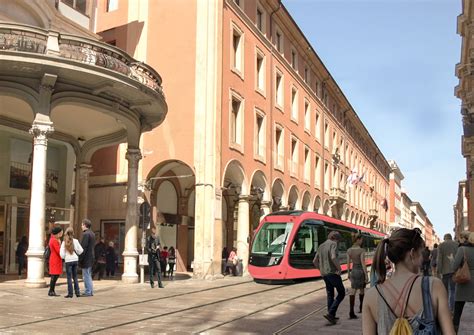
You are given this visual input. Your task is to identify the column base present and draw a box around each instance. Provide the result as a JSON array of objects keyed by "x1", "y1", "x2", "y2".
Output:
[
  {"x1": 25, "y1": 278, "x2": 47, "y2": 288},
  {"x1": 122, "y1": 273, "x2": 139, "y2": 284}
]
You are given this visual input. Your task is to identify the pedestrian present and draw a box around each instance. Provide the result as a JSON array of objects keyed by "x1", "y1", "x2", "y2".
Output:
[
  {"x1": 168, "y1": 246, "x2": 176, "y2": 279},
  {"x1": 60, "y1": 227, "x2": 83, "y2": 298},
  {"x1": 431, "y1": 243, "x2": 438, "y2": 278},
  {"x1": 105, "y1": 241, "x2": 117, "y2": 277},
  {"x1": 421, "y1": 246, "x2": 431, "y2": 276},
  {"x1": 16, "y1": 236, "x2": 28, "y2": 276},
  {"x1": 79, "y1": 219, "x2": 95, "y2": 297},
  {"x1": 362, "y1": 228, "x2": 454, "y2": 334},
  {"x1": 346, "y1": 233, "x2": 368, "y2": 319},
  {"x1": 93, "y1": 237, "x2": 106, "y2": 280},
  {"x1": 160, "y1": 246, "x2": 169, "y2": 278},
  {"x1": 313, "y1": 231, "x2": 345, "y2": 325},
  {"x1": 437, "y1": 233, "x2": 458, "y2": 311},
  {"x1": 147, "y1": 227, "x2": 164, "y2": 288},
  {"x1": 452, "y1": 232, "x2": 474, "y2": 333},
  {"x1": 226, "y1": 247, "x2": 238, "y2": 276},
  {"x1": 48, "y1": 226, "x2": 63, "y2": 297}
]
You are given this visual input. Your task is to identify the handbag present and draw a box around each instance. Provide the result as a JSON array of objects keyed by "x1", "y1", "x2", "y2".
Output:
[
  {"x1": 413, "y1": 276, "x2": 439, "y2": 335},
  {"x1": 453, "y1": 249, "x2": 471, "y2": 284}
]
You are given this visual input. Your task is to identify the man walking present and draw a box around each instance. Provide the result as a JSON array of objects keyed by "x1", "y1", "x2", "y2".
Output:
[
  {"x1": 437, "y1": 233, "x2": 458, "y2": 311},
  {"x1": 147, "y1": 227, "x2": 164, "y2": 288},
  {"x1": 313, "y1": 231, "x2": 345, "y2": 325},
  {"x1": 80, "y1": 219, "x2": 96, "y2": 296}
]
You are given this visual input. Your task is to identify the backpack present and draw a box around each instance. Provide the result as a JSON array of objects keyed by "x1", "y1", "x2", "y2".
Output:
[
  {"x1": 376, "y1": 275, "x2": 419, "y2": 335},
  {"x1": 43, "y1": 245, "x2": 51, "y2": 261}
]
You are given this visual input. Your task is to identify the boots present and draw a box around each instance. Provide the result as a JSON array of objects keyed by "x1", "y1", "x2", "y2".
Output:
[
  {"x1": 349, "y1": 295, "x2": 358, "y2": 319},
  {"x1": 359, "y1": 294, "x2": 364, "y2": 313}
]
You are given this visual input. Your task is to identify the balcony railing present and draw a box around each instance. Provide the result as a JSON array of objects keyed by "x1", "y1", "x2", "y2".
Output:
[
  {"x1": 0, "y1": 23, "x2": 164, "y2": 97},
  {"x1": 9, "y1": 161, "x2": 59, "y2": 194}
]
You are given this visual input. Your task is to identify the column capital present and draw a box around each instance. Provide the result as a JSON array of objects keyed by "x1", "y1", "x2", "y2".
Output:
[
  {"x1": 29, "y1": 122, "x2": 54, "y2": 146},
  {"x1": 78, "y1": 163, "x2": 93, "y2": 179},
  {"x1": 126, "y1": 148, "x2": 142, "y2": 168},
  {"x1": 238, "y1": 195, "x2": 250, "y2": 202}
]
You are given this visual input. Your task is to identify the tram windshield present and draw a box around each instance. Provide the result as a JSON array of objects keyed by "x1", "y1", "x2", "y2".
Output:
[{"x1": 251, "y1": 222, "x2": 294, "y2": 255}]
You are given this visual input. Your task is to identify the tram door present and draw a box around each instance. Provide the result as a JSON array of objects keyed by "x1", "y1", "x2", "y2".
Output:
[{"x1": 289, "y1": 222, "x2": 323, "y2": 269}]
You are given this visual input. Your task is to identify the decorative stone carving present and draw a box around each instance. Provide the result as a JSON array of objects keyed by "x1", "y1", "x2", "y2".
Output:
[
  {"x1": 29, "y1": 123, "x2": 54, "y2": 146},
  {"x1": 125, "y1": 148, "x2": 142, "y2": 169}
]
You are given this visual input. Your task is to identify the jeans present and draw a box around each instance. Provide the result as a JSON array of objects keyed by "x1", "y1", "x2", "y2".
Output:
[
  {"x1": 442, "y1": 273, "x2": 456, "y2": 311},
  {"x1": 82, "y1": 267, "x2": 94, "y2": 295},
  {"x1": 66, "y1": 261, "x2": 80, "y2": 296},
  {"x1": 323, "y1": 273, "x2": 346, "y2": 317},
  {"x1": 149, "y1": 257, "x2": 163, "y2": 287}
]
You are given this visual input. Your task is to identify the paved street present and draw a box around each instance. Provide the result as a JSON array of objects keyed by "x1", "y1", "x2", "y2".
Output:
[{"x1": 0, "y1": 274, "x2": 473, "y2": 334}]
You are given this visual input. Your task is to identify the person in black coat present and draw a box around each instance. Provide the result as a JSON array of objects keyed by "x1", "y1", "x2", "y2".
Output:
[
  {"x1": 16, "y1": 236, "x2": 28, "y2": 276},
  {"x1": 147, "y1": 227, "x2": 164, "y2": 288},
  {"x1": 93, "y1": 237, "x2": 106, "y2": 280},
  {"x1": 106, "y1": 241, "x2": 118, "y2": 277},
  {"x1": 80, "y1": 219, "x2": 96, "y2": 296}
]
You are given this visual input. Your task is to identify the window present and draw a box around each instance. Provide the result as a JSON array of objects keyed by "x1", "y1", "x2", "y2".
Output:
[
  {"x1": 291, "y1": 137, "x2": 298, "y2": 176},
  {"x1": 232, "y1": 25, "x2": 244, "y2": 74},
  {"x1": 255, "y1": 110, "x2": 266, "y2": 158},
  {"x1": 234, "y1": 0, "x2": 242, "y2": 7},
  {"x1": 256, "y1": 49, "x2": 265, "y2": 93},
  {"x1": 304, "y1": 66, "x2": 310, "y2": 84},
  {"x1": 304, "y1": 99, "x2": 310, "y2": 131},
  {"x1": 291, "y1": 86, "x2": 298, "y2": 121},
  {"x1": 291, "y1": 48, "x2": 298, "y2": 71},
  {"x1": 324, "y1": 122, "x2": 330, "y2": 148},
  {"x1": 61, "y1": 0, "x2": 86, "y2": 14},
  {"x1": 315, "y1": 155, "x2": 321, "y2": 188},
  {"x1": 289, "y1": 223, "x2": 322, "y2": 269},
  {"x1": 324, "y1": 162, "x2": 330, "y2": 191},
  {"x1": 106, "y1": 0, "x2": 119, "y2": 12},
  {"x1": 256, "y1": 4, "x2": 266, "y2": 34},
  {"x1": 304, "y1": 146, "x2": 310, "y2": 183},
  {"x1": 315, "y1": 112, "x2": 321, "y2": 142},
  {"x1": 332, "y1": 131, "x2": 337, "y2": 152},
  {"x1": 275, "y1": 28, "x2": 283, "y2": 53},
  {"x1": 275, "y1": 69, "x2": 284, "y2": 109},
  {"x1": 275, "y1": 125, "x2": 284, "y2": 169},
  {"x1": 230, "y1": 93, "x2": 244, "y2": 147}
]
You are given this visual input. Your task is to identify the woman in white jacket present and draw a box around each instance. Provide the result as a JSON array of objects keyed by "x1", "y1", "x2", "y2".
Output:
[{"x1": 60, "y1": 227, "x2": 83, "y2": 298}]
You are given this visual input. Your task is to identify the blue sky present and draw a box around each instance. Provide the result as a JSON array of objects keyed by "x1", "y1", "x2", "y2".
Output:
[{"x1": 284, "y1": 0, "x2": 464, "y2": 237}]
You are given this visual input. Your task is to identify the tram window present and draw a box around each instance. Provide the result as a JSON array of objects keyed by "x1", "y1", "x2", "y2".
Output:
[
  {"x1": 289, "y1": 224, "x2": 320, "y2": 269},
  {"x1": 251, "y1": 222, "x2": 294, "y2": 255}
]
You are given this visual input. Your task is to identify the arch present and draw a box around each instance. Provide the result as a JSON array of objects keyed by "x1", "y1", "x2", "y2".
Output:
[
  {"x1": 0, "y1": 0, "x2": 49, "y2": 29},
  {"x1": 0, "y1": 81, "x2": 39, "y2": 117},
  {"x1": 313, "y1": 196, "x2": 322, "y2": 213},
  {"x1": 301, "y1": 191, "x2": 311, "y2": 211},
  {"x1": 250, "y1": 169, "x2": 270, "y2": 202},
  {"x1": 323, "y1": 200, "x2": 331, "y2": 216},
  {"x1": 350, "y1": 211, "x2": 355, "y2": 224},
  {"x1": 222, "y1": 159, "x2": 249, "y2": 195},
  {"x1": 271, "y1": 178, "x2": 286, "y2": 212},
  {"x1": 343, "y1": 208, "x2": 350, "y2": 222},
  {"x1": 288, "y1": 185, "x2": 299, "y2": 210}
]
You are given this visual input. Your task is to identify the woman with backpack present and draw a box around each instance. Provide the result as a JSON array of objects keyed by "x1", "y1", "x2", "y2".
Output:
[
  {"x1": 60, "y1": 227, "x2": 83, "y2": 298},
  {"x1": 48, "y1": 226, "x2": 63, "y2": 297},
  {"x1": 362, "y1": 228, "x2": 454, "y2": 334}
]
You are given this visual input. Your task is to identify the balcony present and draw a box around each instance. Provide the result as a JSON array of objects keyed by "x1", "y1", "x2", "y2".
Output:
[
  {"x1": 329, "y1": 187, "x2": 346, "y2": 219},
  {"x1": 0, "y1": 23, "x2": 167, "y2": 131}
]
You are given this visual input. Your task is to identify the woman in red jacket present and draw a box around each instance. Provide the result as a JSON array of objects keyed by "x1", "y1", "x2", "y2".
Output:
[{"x1": 48, "y1": 226, "x2": 63, "y2": 296}]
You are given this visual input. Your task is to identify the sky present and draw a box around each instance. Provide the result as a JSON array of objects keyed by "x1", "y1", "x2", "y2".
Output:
[{"x1": 284, "y1": 0, "x2": 464, "y2": 237}]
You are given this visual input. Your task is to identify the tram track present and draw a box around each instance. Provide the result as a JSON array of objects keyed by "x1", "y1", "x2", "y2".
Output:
[{"x1": 0, "y1": 279, "x2": 254, "y2": 331}]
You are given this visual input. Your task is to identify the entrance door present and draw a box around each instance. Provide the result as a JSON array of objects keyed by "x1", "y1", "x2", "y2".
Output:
[{"x1": 101, "y1": 220, "x2": 125, "y2": 264}]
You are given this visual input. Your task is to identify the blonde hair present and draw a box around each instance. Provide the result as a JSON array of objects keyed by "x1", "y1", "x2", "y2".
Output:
[
  {"x1": 460, "y1": 230, "x2": 470, "y2": 241},
  {"x1": 64, "y1": 227, "x2": 75, "y2": 254}
]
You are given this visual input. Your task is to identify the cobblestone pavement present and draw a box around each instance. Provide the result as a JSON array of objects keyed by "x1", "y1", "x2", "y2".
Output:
[{"x1": 0, "y1": 274, "x2": 473, "y2": 334}]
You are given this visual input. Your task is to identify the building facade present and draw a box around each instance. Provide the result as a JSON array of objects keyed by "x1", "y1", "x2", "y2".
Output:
[
  {"x1": 91, "y1": 0, "x2": 393, "y2": 279},
  {"x1": 456, "y1": 0, "x2": 474, "y2": 233},
  {"x1": 0, "y1": 0, "x2": 167, "y2": 285},
  {"x1": 388, "y1": 160, "x2": 404, "y2": 232},
  {"x1": 454, "y1": 180, "x2": 469, "y2": 239}
]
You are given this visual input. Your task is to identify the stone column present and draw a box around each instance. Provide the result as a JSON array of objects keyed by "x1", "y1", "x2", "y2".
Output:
[
  {"x1": 76, "y1": 163, "x2": 93, "y2": 233},
  {"x1": 260, "y1": 200, "x2": 271, "y2": 220},
  {"x1": 122, "y1": 148, "x2": 142, "y2": 283},
  {"x1": 237, "y1": 195, "x2": 250, "y2": 275},
  {"x1": 25, "y1": 121, "x2": 54, "y2": 287}
]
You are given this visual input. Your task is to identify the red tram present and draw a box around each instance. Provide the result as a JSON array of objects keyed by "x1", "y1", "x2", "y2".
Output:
[{"x1": 248, "y1": 211, "x2": 385, "y2": 283}]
